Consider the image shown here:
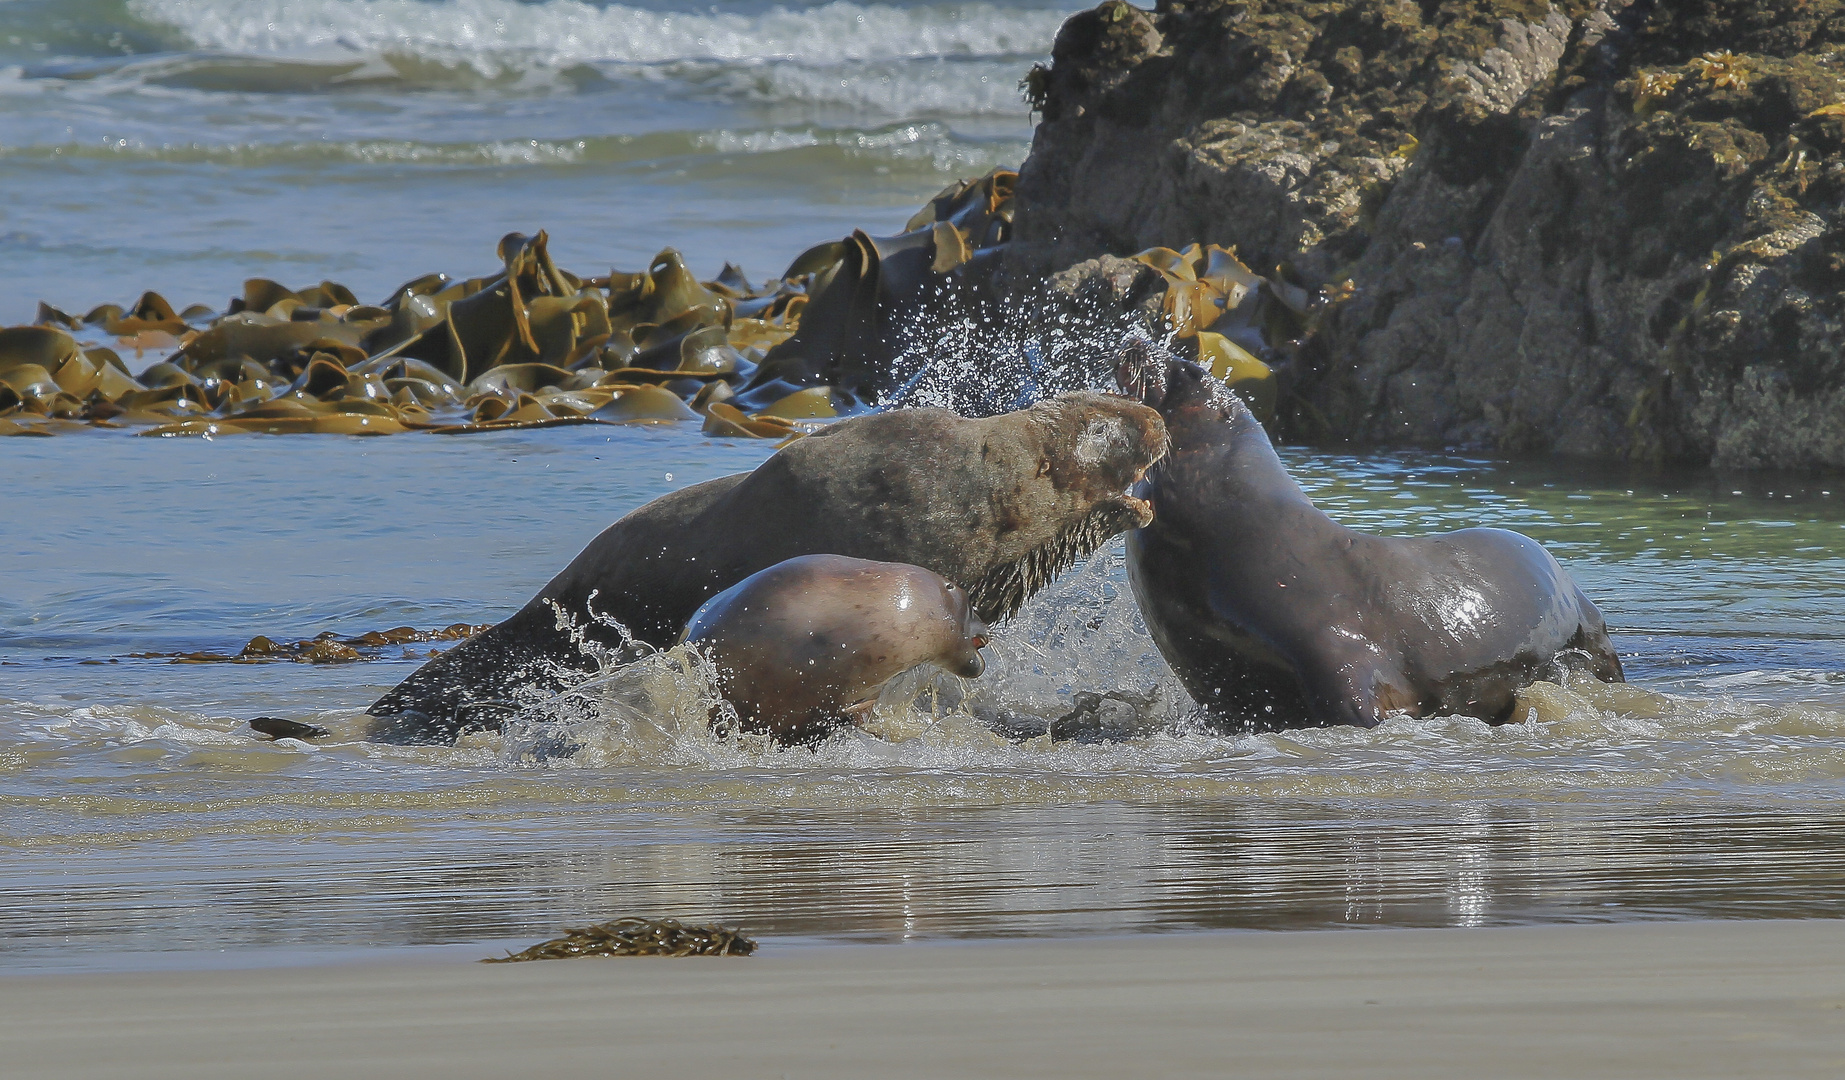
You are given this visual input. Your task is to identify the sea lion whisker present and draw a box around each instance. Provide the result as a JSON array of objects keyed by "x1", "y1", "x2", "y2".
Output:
[{"x1": 972, "y1": 503, "x2": 1123, "y2": 622}]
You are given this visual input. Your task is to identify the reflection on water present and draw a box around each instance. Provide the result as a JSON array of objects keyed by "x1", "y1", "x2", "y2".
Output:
[
  {"x1": 2, "y1": 427, "x2": 1844, "y2": 969},
  {"x1": 6, "y1": 804, "x2": 1845, "y2": 968}
]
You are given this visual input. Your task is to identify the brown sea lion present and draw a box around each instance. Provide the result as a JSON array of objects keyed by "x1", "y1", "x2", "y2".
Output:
[
  {"x1": 1116, "y1": 341, "x2": 1622, "y2": 729},
  {"x1": 683, "y1": 555, "x2": 989, "y2": 743},
  {"x1": 365, "y1": 391, "x2": 1167, "y2": 743}
]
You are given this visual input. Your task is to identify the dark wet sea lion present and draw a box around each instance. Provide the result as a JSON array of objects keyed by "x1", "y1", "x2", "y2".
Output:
[
  {"x1": 683, "y1": 555, "x2": 989, "y2": 743},
  {"x1": 365, "y1": 391, "x2": 1167, "y2": 743},
  {"x1": 1117, "y1": 342, "x2": 1622, "y2": 729}
]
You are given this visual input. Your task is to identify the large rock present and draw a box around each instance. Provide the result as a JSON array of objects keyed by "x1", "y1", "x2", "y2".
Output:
[{"x1": 1013, "y1": 0, "x2": 1845, "y2": 470}]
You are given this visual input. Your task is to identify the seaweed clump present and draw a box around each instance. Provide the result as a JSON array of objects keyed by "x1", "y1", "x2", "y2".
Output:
[
  {"x1": 128, "y1": 623, "x2": 491, "y2": 664},
  {"x1": 0, "y1": 172, "x2": 1024, "y2": 440},
  {"x1": 482, "y1": 918, "x2": 756, "y2": 962}
]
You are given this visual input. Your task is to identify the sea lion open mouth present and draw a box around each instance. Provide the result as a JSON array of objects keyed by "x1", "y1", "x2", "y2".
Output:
[
  {"x1": 961, "y1": 391, "x2": 1167, "y2": 623},
  {"x1": 1121, "y1": 460, "x2": 1158, "y2": 525}
]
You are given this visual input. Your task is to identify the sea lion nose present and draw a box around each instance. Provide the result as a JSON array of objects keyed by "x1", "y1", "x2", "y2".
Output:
[{"x1": 956, "y1": 616, "x2": 990, "y2": 679}]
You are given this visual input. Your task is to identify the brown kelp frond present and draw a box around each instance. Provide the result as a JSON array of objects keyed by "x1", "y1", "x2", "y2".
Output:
[
  {"x1": 6, "y1": 163, "x2": 1293, "y2": 440},
  {"x1": 482, "y1": 918, "x2": 756, "y2": 962},
  {"x1": 126, "y1": 623, "x2": 490, "y2": 664}
]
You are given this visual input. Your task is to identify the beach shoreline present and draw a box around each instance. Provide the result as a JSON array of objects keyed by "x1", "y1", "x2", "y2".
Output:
[{"x1": 7, "y1": 919, "x2": 1844, "y2": 1078}]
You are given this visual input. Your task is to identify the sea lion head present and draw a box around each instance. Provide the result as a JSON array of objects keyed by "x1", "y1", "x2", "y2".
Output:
[
  {"x1": 1114, "y1": 335, "x2": 1249, "y2": 435},
  {"x1": 934, "y1": 576, "x2": 990, "y2": 679},
  {"x1": 1029, "y1": 389, "x2": 1167, "y2": 529}
]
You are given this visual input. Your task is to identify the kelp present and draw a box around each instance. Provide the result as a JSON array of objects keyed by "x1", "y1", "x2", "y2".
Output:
[
  {"x1": 6, "y1": 232, "x2": 829, "y2": 440},
  {"x1": 743, "y1": 168, "x2": 1019, "y2": 399},
  {"x1": 248, "y1": 717, "x2": 332, "y2": 740},
  {"x1": 10, "y1": 166, "x2": 1284, "y2": 438},
  {"x1": 128, "y1": 623, "x2": 491, "y2": 664},
  {"x1": 481, "y1": 918, "x2": 756, "y2": 961},
  {"x1": 1125, "y1": 242, "x2": 1306, "y2": 421}
]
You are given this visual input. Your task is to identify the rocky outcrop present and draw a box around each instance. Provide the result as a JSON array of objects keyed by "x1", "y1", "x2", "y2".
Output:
[{"x1": 1013, "y1": 0, "x2": 1845, "y2": 470}]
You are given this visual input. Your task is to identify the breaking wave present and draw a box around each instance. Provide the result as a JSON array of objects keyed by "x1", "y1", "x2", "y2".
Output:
[
  {"x1": 127, "y1": 0, "x2": 1069, "y2": 68},
  {"x1": 3, "y1": 0, "x2": 1073, "y2": 116},
  {"x1": 0, "y1": 122, "x2": 1023, "y2": 176}
]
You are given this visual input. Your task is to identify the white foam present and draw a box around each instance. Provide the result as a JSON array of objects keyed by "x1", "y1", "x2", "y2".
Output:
[
  {"x1": 5, "y1": 126, "x2": 1019, "y2": 177},
  {"x1": 129, "y1": 0, "x2": 1071, "y2": 67},
  {"x1": 706, "y1": 56, "x2": 1033, "y2": 113},
  {"x1": 13, "y1": 136, "x2": 593, "y2": 166},
  {"x1": 696, "y1": 122, "x2": 1022, "y2": 172}
]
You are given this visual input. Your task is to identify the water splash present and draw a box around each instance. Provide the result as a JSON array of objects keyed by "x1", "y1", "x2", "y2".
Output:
[
  {"x1": 881, "y1": 276, "x2": 1166, "y2": 414},
  {"x1": 888, "y1": 539, "x2": 1199, "y2": 741},
  {"x1": 500, "y1": 540, "x2": 1199, "y2": 767}
]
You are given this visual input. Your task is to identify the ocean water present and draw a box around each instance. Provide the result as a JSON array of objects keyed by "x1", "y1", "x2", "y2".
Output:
[
  {"x1": 0, "y1": 0, "x2": 1068, "y2": 317},
  {"x1": 5, "y1": 0, "x2": 1845, "y2": 974},
  {"x1": 4, "y1": 426, "x2": 1845, "y2": 971}
]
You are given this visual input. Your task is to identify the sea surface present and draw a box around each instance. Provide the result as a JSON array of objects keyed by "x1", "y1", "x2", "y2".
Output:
[
  {"x1": 0, "y1": 0, "x2": 1066, "y2": 317},
  {"x1": 5, "y1": 0, "x2": 1845, "y2": 974}
]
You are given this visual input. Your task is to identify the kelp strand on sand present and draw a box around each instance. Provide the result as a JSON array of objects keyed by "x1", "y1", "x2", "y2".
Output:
[
  {"x1": 482, "y1": 918, "x2": 757, "y2": 961},
  {"x1": 4, "y1": 164, "x2": 1300, "y2": 437}
]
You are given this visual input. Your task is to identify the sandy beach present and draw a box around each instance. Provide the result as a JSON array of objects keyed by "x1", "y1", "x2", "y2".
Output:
[{"x1": 6, "y1": 919, "x2": 1844, "y2": 1079}]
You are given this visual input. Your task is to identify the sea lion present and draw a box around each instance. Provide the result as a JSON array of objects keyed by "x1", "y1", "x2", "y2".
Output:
[
  {"x1": 365, "y1": 391, "x2": 1167, "y2": 743},
  {"x1": 1116, "y1": 341, "x2": 1622, "y2": 729},
  {"x1": 683, "y1": 555, "x2": 990, "y2": 743}
]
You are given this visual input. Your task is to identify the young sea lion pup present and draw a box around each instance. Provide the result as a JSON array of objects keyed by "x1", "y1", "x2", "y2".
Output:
[
  {"x1": 1116, "y1": 339, "x2": 1622, "y2": 729},
  {"x1": 365, "y1": 391, "x2": 1166, "y2": 744},
  {"x1": 682, "y1": 555, "x2": 989, "y2": 743}
]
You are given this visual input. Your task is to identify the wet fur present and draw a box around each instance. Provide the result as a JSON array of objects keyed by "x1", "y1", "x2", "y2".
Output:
[
  {"x1": 684, "y1": 555, "x2": 989, "y2": 744},
  {"x1": 1118, "y1": 340, "x2": 1622, "y2": 730}
]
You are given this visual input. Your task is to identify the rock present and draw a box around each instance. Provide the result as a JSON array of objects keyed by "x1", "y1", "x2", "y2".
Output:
[
  {"x1": 1012, "y1": 0, "x2": 1845, "y2": 470},
  {"x1": 1043, "y1": 253, "x2": 1168, "y2": 332}
]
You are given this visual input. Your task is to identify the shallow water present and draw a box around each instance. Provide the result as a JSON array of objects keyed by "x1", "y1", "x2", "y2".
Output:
[
  {"x1": 3, "y1": 426, "x2": 1844, "y2": 970},
  {"x1": 6, "y1": 0, "x2": 1845, "y2": 972}
]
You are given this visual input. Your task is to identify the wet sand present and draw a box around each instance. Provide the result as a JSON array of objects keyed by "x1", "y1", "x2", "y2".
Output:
[{"x1": 6, "y1": 920, "x2": 1844, "y2": 1079}]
